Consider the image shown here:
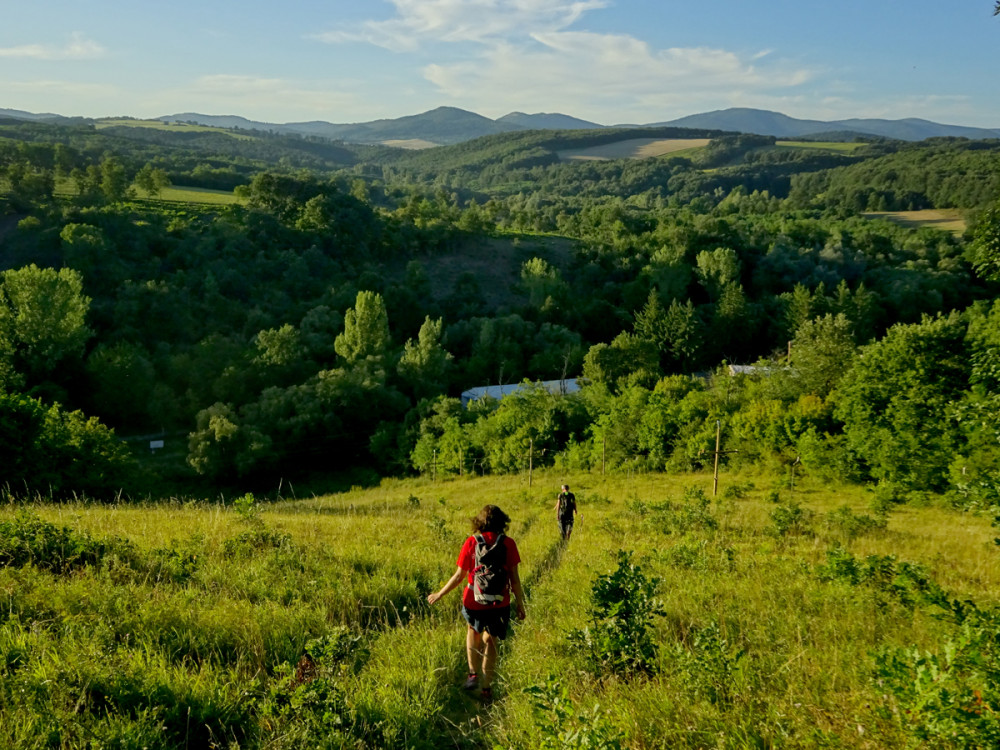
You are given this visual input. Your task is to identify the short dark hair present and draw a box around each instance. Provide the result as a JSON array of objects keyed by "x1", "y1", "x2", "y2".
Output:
[{"x1": 471, "y1": 505, "x2": 510, "y2": 534}]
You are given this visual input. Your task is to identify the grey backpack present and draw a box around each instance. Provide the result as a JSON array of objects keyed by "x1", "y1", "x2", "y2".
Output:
[{"x1": 472, "y1": 533, "x2": 508, "y2": 605}]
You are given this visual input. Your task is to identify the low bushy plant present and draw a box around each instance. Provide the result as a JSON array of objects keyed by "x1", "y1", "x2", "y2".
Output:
[
  {"x1": 0, "y1": 510, "x2": 133, "y2": 573},
  {"x1": 722, "y1": 481, "x2": 754, "y2": 500},
  {"x1": 673, "y1": 621, "x2": 748, "y2": 706},
  {"x1": 823, "y1": 504, "x2": 889, "y2": 540},
  {"x1": 569, "y1": 551, "x2": 664, "y2": 678},
  {"x1": 677, "y1": 487, "x2": 719, "y2": 532},
  {"x1": 524, "y1": 676, "x2": 624, "y2": 750},
  {"x1": 817, "y1": 546, "x2": 944, "y2": 609},
  {"x1": 770, "y1": 500, "x2": 814, "y2": 537},
  {"x1": 222, "y1": 528, "x2": 293, "y2": 558},
  {"x1": 875, "y1": 604, "x2": 1000, "y2": 748},
  {"x1": 260, "y1": 629, "x2": 366, "y2": 746},
  {"x1": 232, "y1": 492, "x2": 261, "y2": 525}
]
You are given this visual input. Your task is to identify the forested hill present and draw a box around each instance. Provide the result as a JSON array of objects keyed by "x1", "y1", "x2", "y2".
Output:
[
  {"x1": 1, "y1": 115, "x2": 999, "y2": 507},
  {"x1": 788, "y1": 137, "x2": 1000, "y2": 211},
  {"x1": 371, "y1": 126, "x2": 733, "y2": 171}
]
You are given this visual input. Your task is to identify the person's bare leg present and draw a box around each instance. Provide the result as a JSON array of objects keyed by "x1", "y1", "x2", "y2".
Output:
[
  {"x1": 466, "y1": 626, "x2": 482, "y2": 674},
  {"x1": 480, "y1": 632, "x2": 498, "y2": 688}
]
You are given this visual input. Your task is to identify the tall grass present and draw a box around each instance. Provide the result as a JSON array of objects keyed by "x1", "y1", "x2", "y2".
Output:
[{"x1": 1, "y1": 469, "x2": 996, "y2": 748}]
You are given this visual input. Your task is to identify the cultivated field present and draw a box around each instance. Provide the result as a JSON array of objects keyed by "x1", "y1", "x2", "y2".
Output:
[
  {"x1": 95, "y1": 119, "x2": 256, "y2": 140},
  {"x1": 42, "y1": 179, "x2": 242, "y2": 206},
  {"x1": 556, "y1": 138, "x2": 710, "y2": 162},
  {"x1": 774, "y1": 141, "x2": 867, "y2": 153},
  {"x1": 150, "y1": 185, "x2": 242, "y2": 205},
  {"x1": 1, "y1": 469, "x2": 996, "y2": 748},
  {"x1": 381, "y1": 139, "x2": 440, "y2": 150},
  {"x1": 863, "y1": 209, "x2": 968, "y2": 236}
]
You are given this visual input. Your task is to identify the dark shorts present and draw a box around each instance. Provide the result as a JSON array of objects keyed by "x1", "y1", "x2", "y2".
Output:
[
  {"x1": 559, "y1": 518, "x2": 574, "y2": 536},
  {"x1": 462, "y1": 605, "x2": 511, "y2": 640}
]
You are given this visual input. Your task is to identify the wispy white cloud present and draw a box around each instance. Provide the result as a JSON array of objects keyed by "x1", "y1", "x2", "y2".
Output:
[
  {"x1": 0, "y1": 32, "x2": 106, "y2": 60},
  {"x1": 424, "y1": 31, "x2": 813, "y2": 121},
  {"x1": 312, "y1": 1, "x2": 815, "y2": 122},
  {"x1": 314, "y1": 0, "x2": 607, "y2": 51}
]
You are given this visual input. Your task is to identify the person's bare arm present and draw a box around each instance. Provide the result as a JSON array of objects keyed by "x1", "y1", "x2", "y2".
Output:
[
  {"x1": 427, "y1": 566, "x2": 466, "y2": 605},
  {"x1": 509, "y1": 564, "x2": 526, "y2": 620}
]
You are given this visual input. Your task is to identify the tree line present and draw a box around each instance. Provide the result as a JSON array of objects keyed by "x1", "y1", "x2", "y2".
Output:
[{"x1": 0, "y1": 116, "x2": 998, "y2": 503}]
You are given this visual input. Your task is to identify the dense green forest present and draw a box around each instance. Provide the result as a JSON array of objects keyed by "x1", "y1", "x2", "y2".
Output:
[{"x1": 1, "y1": 117, "x2": 999, "y2": 506}]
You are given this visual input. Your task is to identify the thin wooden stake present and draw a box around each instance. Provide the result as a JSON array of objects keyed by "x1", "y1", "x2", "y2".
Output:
[
  {"x1": 713, "y1": 420, "x2": 721, "y2": 496},
  {"x1": 528, "y1": 437, "x2": 534, "y2": 488}
]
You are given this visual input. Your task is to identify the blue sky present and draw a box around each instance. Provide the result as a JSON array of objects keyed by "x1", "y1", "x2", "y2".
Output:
[{"x1": 2, "y1": 1, "x2": 998, "y2": 127}]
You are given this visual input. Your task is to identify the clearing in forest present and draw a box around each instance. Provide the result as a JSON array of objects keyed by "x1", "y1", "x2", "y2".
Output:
[
  {"x1": 95, "y1": 119, "x2": 256, "y2": 140},
  {"x1": 381, "y1": 138, "x2": 439, "y2": 149},
  {"x1": 774, "y1": 140, "x2": 866, "y2": 153},
  {"x1": 864, "y1": 209, "x2": 967, "y2": 236},
  {"x1": 556, "y1": 137, "x2": 710, "y2": 162}
]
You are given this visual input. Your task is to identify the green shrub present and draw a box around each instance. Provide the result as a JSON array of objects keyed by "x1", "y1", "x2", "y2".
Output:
[
  {"x1": 875, "y1": 605, "x2": 1000, "y2": 748},
  {"x1": 823, "y1": 505, "x2": 888, "y2": 540},
  {"x1": 673, "y1": 621, "x2": 748, "y2": 706},
  {"x1": 770, "y1": 500, "x2": 813, "y2": 536},
  {"x1": 524, "y1": 676, "x2": 624, "y2": 750},
  {"x1": 260, "y1": 629, "x2": 365, "y2": 746},
  {"x1": 816, "y1": 546, "x2": 944, "y2": 609},
  {"x1": 232, "y1": 492, "x2": 261, "y2": 524},
  {"x1": 569, "y1": 551, "x2": 664, "y2": 678},
  {"x1": 677, "y1": 487, "x2": 718, "y2": 532},
  {"x1": 0, "y1": 510, "x2": 132, "y2": 573},
  {"x1": 722, "y1": 481, "x2": 754, "y2": 500},
  {"x1": 222, "y1": 528, "x2": 293, "y2": 559}
]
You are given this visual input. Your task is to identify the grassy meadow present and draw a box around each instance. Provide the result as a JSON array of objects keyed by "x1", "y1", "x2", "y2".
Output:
[
  {"x1": 773, "y1": 141, "x2": 867, "y2": 153},
  {"x1": 95, "y1": 119, "x2": 256, "y2": 140},
  {"x1": 1, "y1": 469, "x2": 997, "y2": 748},
  {"x1": 556, "y1": 139, "x2": 711, "y2": 162},
  {"x1": 862, "y1": 209, "x2": 968, "y2": 237}
]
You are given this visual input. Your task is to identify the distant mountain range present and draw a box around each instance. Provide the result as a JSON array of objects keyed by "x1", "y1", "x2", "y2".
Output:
[
  {"x1": 0, "y1": 107, "x2": 90, "y2": 126},
  {"x1": 3, "y1": 104, "x2": 1000, "y2": 145},
  {"x1": 655, "y1": 108, "x2": 1000, "y2": 142}
]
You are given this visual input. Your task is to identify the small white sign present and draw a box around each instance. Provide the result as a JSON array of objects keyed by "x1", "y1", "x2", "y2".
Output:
[{"x1": 149, "y1": 440, "x2": 165, "y2": 450}]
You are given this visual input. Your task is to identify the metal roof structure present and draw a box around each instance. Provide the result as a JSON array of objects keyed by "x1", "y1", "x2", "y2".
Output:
[{"x1": 460, "y1": 378, "x2": 581, "y2": 406}]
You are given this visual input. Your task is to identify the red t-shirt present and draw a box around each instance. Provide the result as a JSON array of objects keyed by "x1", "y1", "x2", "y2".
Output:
[{"x1": 457, "y1": 532, "x2": 521, "y2": 610}]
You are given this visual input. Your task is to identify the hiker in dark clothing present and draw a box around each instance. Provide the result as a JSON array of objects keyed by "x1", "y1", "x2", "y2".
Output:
[
  {"x1": 555, "y1": 484, "x2": 578, "y2": 540},
  {"x1": 427, "y1": 504, "x2": 526, "y2": 701}
]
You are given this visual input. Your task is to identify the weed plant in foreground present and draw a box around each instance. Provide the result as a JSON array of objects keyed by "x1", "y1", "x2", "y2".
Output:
[{"x1": 0, "y1": 469, "x2": 997, "y2": 748}]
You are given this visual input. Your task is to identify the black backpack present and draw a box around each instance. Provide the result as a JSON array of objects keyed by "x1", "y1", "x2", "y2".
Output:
[
  {"x1": 472, "y1": 533, "x2": 508, "y2": 605},
  {"x1": 558, "y1": 492, "x2": 575, "y2": 520}
]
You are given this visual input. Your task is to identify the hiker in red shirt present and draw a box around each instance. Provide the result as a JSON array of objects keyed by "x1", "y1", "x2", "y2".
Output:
[{"x1": 427, "y1": 504, "x2": 526, "y2": 701}]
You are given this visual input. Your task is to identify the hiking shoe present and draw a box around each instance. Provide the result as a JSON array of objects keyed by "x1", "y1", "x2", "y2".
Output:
[
  {"x1": 480, "y1": 687, "x2": 494, "y2": 703},
  {"x1": 463, "y1": 673, "x2": 478, "y2": 690}
]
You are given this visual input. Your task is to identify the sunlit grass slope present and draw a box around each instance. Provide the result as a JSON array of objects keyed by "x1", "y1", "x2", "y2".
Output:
[
  {"x1": 863, "y1": 208, "x2": 967, "y2": 236},
  {"x1": 95, "y1": 119, "x2": 256, "y2": 140},
  {"x1": 1, "y1": 469, "x2": 996, "y2": 748}
]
